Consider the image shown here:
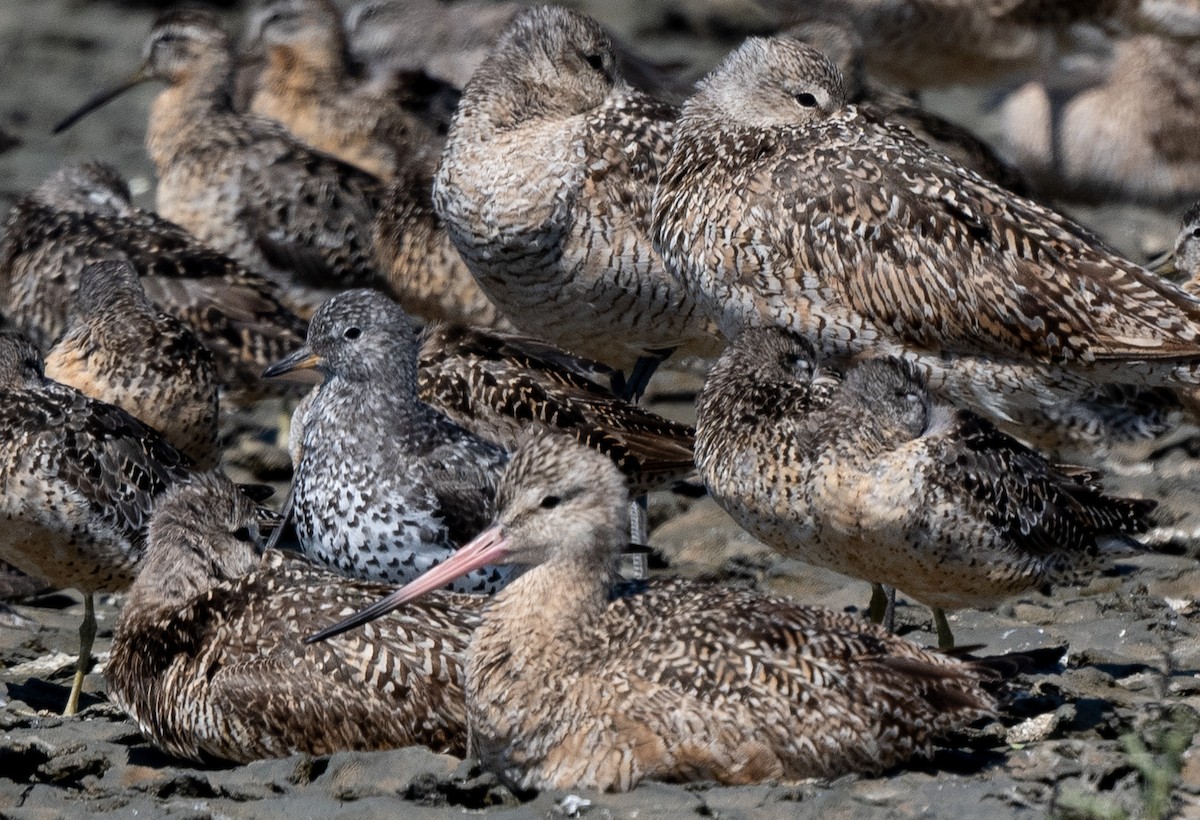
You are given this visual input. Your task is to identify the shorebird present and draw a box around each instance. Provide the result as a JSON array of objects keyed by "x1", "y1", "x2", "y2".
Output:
[
  {"x1": 695, "y1": 327, "x2": 1156, "y2": 647},
  {"x1": 263, "y1": 289, "x2": 512, "y2": 591},
  {"x1": 759, "y1": 0, "x2": 1200, "y2": 89},
  {"x1": 54, "y1": 9, "x2": 385, "y2": 313},
  {"x1": 0, "y1": 331, "x2": 194, "y2": 714},
  {"x1": 999, "y1": 33, "x2": 1200, "y2": 205},
  {"x1": 652, "y1": 35, "x2": 1200, "y2": 436},
  {"x1": 786, "y1": 19, "x2": 1029, "y2": 193},
  {"x1": 432, "y1": 5, "x2": 721, "y2": 391},
  {"x1": 244, "y1": 0, "x2": 443, "y2": 179},
  {"x1": 0, "y1": 162, "x2": 308, "y2": 395},
  {"x1": 44, "y1": 260, "x2": 221, "y2": 469},
  {"x1": 107, "y1": 472, "x2": 479, "y2": 763},
  {"x1": 371, "y1": 163, "x2": 512, "y2": 330},
  {"x1": 309, "y1": 435, "x2": 996, "y2": 791},
  {"x1": 1155, "y1": 201, "x2": 1200, "y2": 293}
]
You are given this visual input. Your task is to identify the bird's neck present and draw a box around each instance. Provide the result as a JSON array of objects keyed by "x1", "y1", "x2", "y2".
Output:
[
  {"x1": 263, "y1": 42, "x2": 344, "y2": 96},
  {"x1": 146, "y1": 54, "x2": 236, "y2": 169}
]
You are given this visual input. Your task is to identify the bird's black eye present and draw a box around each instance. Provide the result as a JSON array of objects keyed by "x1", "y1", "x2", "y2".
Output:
[
  {"x1": 1191, "y1": 227, "x2": 1200, "y2": 239},
  {"x1": 795, "y1": 92, "x2": 818, "y2": 107},
  {"x1": 343, "y1": 326, "x2": 362, "y2": 340},
  {"x1": 232, "y1": 526, "x2": 253, "y2": 541},
  {"x1": 540, "y1": 495, "x2": 561, "y2": 509},
  {"x1": 784, "y1": 353, "x2": 810, "y2": 375},
  {"x1": 584, "y1": 52, "x2": 605, "y2": 72}
]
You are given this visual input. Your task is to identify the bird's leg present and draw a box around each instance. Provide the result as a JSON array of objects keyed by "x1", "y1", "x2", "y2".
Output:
[
  {"x1": 621, "y1": 347, "x2": 676, "y2": 403},
  {"x1": 64, "y1": 593, "x2": 96, "y2": 716},
  {"x1": 625, "y1": 494, "x2": 649, "y2": 579},
  {"x1": 868, "y1": 583, "x2": 897, "y2": 631},
  {"x1": 933, "y1": 608, "x2": 955, "y2": 650}
]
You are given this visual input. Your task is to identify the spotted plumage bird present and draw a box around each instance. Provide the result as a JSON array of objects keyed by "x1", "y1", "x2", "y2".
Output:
[
  {"x1": 694, "y1": 327, "x2": 1156, "y2": 647},
  {"x1": 433, "y1": 5, "x2": 720, "y2": 387},
  {"x1": 0, "y1": 162, "x2": 308, "y2": 394},
  {"x1": 107, "y1": 471, "x2": 479, "y2": 763},
  {"x1": 45, "y1": 259, "x2": 221, "y2": 469},
  {"x1": 54, "y1": 9, "x2": 385, "y2": 315},
  {"x1": 652, "y1": 35, "x2": 1200, "y2": 436},
  {"x1": 310, "y1": 435, "x2": 996, "y2": 791},
  {"x1": 0, "y1": 331, "x2": 194, "y2": 714},
  {"x1": 264, "y1": 289, "x2": 512, "y2": 591},
  {"x1": 244, "y1": 0, "x2": 443, "y2": 179}
]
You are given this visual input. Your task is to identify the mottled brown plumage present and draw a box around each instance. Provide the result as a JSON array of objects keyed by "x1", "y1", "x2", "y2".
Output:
[
  {"x1": 652, "y1": 36, "x2": 1200, "y2": 432},
  {"x1": 695, "y1": 327, "x2": 1155, "y2": 645},
  {"x1": 0, "y1": 163, "x2": 309, "y2": 396},
  {"x1": 45, "y1": 260, "x2": 220, "y2": 469},
  {"x1": 0, "y1": 331, "x2": 195, "y2": 712},
  {"x1": 433, "y1": 6, "x2": 720, "y2": 375},
  {"x1": 372, "y1": 164, "x2": 511, "y2": 330},
  {"x1": 417, "y1": 324, "x2": 696, "y2": 495},
  {"x1": 55, "y1": 10, "x2": 386, "y2": 315},
  {"x1": 245, "y1": 0, "x2": 442, "y2": 179},
  {"x1": 312, "y1": 436, "x2": 995, "y2": 791},
  {"x1": 108, "y1": 472, "x2": 478, "y2": 763}
]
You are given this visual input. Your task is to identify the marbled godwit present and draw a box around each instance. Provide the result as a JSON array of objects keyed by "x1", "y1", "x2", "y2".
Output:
[
  {"x1": 0, "y1": 162, "x2": 308, "y2": 396},
  {"x1": 695, "y1": 327, "x2": 1155, "y2": 647},
  {"x1": 107, "y1": 471, "x2": 479, "y2": 763},
  {"x1": 432, "y1": 6, "x2": 720, "y2": 392},
  {"x1": 263, "y1": 289, "x2": 512, "y2": 590},
  {"x1": 309, "y1": 435, "x2": 996, "y2": 791},
  {"x1": 0, "y1": 332, "x2": 193, "y2": 714},
  {"x1": 44, "y1": 259, "x2": 220, "y2": 469},
  {"x1": 244, "y1": 0, "x2": 442, "y2": 179},
  {"x1": 652, "y1": 35, "x2": 1200, "y2": 437},
  {"x1": 54, "y1": 9, "x2": 384, "y2": 313},
  {"x1": 999, "y1": 33, "x2": 1200, "y2": 205}
]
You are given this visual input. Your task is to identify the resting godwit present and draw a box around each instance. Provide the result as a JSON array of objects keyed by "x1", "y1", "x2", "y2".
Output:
[
  {"x1": 309, "y1": 435, "x2": 996, "y2": 791},
  {"x1": 651, "y1": 35, "x2": 1200, "y2": 438},
  {"x1": 107, "y1": 471, "x2": 479, "y2": 763},
  {"x1": 694, "y1": 327, "x2": 1156, "y2": 647},
  {"x1": 432, "y1": 6, "x2": 720, "y2": 392}
]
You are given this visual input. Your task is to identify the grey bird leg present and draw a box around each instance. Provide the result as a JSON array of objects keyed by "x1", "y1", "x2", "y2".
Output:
[
  {"x1": 933, "y1": 607, "x2": 955, "y2": 650},
  {"x1": 265, "y1": 483, "x2": 294, "y2": 552},
  {"x1": 868, "y1": 584, "x2": 898, "y2": 632},
  {"x1": 626, "y1": 495, "x2": 649, "y2": 579},
  {"x1": 621, "y1": 347, "x2": 675, "y2": 403},
  {"x1": 64, "y1": 593, "x2": 96, "y2": 716}
]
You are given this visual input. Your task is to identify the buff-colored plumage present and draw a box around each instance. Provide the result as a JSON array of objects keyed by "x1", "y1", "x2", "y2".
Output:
[
  {"x1": 695, "y1": 328, "x2": 1155, "y2": 644},
  {"x1": 55, "y1": 10, "x2": 385, "y2": 317},
  {"x1": 315, "y1": 436, "x2": 996, "y2": 791},
  {"x1": 0, "y1": 163, "x2": 309, "y2": 397},
  {"x1": 245, "y1": 0, "x2": 442, "y2": 179},
  {"x1": 433, "y1": 6, "x2": 720, "y2": 374},
  {"x1": 1000, "y1": 34, "x2": 1200, "y2": 205},
  {"x1": 45, "y1": 260, "x2": 220, "y2": 469},
  {"x1": 652, "y1": 36, "x2": 1200, "y2": 433},
  {"x1": 108, "y1": 472, "x2": 479, "y2": 763}
]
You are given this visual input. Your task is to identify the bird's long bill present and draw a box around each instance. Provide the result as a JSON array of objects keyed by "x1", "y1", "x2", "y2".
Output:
[
  {"x1": 262, "y1": 345, "x2": 323, "y2": 378},
  {"x1": 54, "y1": 69, "x2": 150, "y2": 134},
  {"x1": 305, "y1": 525, "x2": 512, "y2": 644}
]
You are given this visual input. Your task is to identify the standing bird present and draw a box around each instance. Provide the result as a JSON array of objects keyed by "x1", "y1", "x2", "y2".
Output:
[
  {"x1": 433, "y1": 6, "x2": 720, "y2": 393},
  {"x1": 54, "y1": 9, "x2": 385, "y2": 314},
  {"x1": 0, "y1": 332, "x2": 193, "y2": 714},
  {"x1": 244, "y1": 0, "x2": 443, "y2": 179},
  {"x1": 263, "y1": 289, "x2": 512, "y2": 591},
  {"x1": 309, "y1": 436, "x2": 996, "y2": 792},
  {"x1": 107, "y1": 472, "x2": 479, "y2": 763},
  {"x1": 652, "y1": 36, "x2": 1200, "y2": 435},
  {"x1": 0, "y1": 162, "x2": 308, "y2": 396},
  {"x1": 695, "y1": 328, "x2": 1156, "y2": 647},
  {"x1": 45, "y1": 260, "x2": 220, "y2": 469}
]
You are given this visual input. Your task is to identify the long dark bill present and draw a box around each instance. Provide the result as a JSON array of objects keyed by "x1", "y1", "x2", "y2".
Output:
[{"x1": 54, "y1": 71, "x2": 150, "y2": 134}]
